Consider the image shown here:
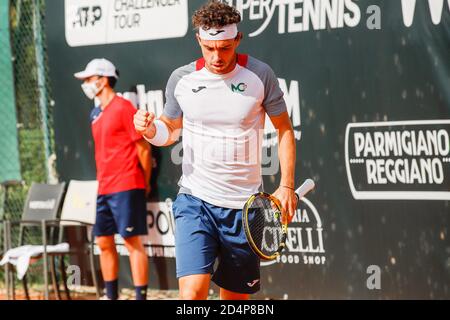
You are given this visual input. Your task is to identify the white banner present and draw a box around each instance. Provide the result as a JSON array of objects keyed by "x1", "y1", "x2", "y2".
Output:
[{"x1": 65, "y1": 0, "x2": 189, "y2": 47}]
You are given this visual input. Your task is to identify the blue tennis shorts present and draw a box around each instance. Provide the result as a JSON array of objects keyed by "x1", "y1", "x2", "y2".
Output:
[
  {"x1": 93, "y1": 188, "x2": 148, "y2": 238},
  {"x1": 172, "y1": 193, "x2": 261, "y2": 294}
]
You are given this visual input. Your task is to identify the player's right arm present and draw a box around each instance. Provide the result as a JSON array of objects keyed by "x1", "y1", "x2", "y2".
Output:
[
  {"x1": 134, "y1": 111, "x2": 182, "y2": 147},
  {"x1": 134, "y1": 65, "x2": 192, "y2": 146}
]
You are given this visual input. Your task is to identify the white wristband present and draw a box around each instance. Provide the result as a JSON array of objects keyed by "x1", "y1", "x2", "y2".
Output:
[{"x1": 144, "y1": 119, "x2": 169, "y2": 146}]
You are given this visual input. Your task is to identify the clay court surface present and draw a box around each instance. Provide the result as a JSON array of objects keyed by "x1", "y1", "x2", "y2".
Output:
[{"x1": 0, "y1": 286, "x2": 182, "y2": 300}]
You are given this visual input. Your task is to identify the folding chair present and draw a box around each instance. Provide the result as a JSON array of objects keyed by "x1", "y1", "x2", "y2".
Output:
[
  {"x1": 2, "y1": 180, "x2": 100, "y2": 300},
  {"x1": 1, "y1": 182, "x2": 66, "y2": 300},
  {"x1": 50, "y1": 179, "x2": 100, "y2": 299}
]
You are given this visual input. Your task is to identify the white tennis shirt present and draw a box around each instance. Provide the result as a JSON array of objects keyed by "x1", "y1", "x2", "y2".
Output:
[{"x1": 163, "y1": 54, "x2": 287, "y2": 209}]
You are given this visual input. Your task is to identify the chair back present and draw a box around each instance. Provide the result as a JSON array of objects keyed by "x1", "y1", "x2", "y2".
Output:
[
  {"x1": 22, "y1": 182, "x2": 66, "y2": 223},
  {"x1": 60, "y1": 180, "x2": 98, "y2": 226}
]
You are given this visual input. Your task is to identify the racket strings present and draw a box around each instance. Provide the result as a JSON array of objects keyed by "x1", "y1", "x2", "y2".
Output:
[{"x1": 247, "y1": 195, "x2": 283, "y2": 257}]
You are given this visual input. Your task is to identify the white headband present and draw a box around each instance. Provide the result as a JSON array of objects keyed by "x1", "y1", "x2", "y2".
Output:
[{"x1": 198, "y1": 23, "x2": 238, "y2": 40}]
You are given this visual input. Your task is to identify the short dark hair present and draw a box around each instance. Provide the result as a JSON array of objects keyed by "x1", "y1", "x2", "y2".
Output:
[
  {"x1": 192, "y1": 0, "x2": 241, "y2": 31},
  {"x1": 106, "y1": 69, "x2": 119, "y2": 88}
]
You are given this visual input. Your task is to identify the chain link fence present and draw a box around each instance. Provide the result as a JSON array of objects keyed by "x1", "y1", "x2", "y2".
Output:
[{"x1": 1, "y1": 0, "x2": 56, "y2": 288}]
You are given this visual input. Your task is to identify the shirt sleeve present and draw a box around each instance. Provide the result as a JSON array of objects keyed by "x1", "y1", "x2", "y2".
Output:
[
  {"x1": 262, "y1": 66, "x2": 287, "y2": 116},
  {"x1": 121, "y1": 101, "x2": 144, "y2": 142},
  {"x1": 162, "y1": 63, "x2": 196, "y2": 119},
  {"x1": 162, "y1": 68, "x2": 184, "y2": 119}
]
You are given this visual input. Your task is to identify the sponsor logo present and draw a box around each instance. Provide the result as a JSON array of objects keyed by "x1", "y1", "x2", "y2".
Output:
[
  {"x1": 192, "y1": 86, "x2": 207, "y2": 93},
  {"x1": 261, "y1": 197, "x2": 326, "y2": 267},
  {"x1": 401, "y1": 0, "x2": 449, "y2": 27},
  {"x1": 209, "y1": 29, "x2": 225, "y2": 36},
  {"x1": 125, "y1": 227, "x2": 134, "y2": 233},
  {"x1": 247, "y1": 279, "x2": 260, "y2": 287},
  {"x1": 225, "y1": 0, "x2": 448, "y2": 37},
  {"x1": 345, "y1": 120, "x2": 450, "y2": 200},
  {"x1": 65, "y1": 0, "x2": 188, "y2": 47},
  {"x1": 231, "y1": 82, "x2": 247, "y2": 92},
  {"x1": 71, "y1": 5, "x2": 102, "y2": 28},
  {"x1": 29, "y1": 199, "x2": 56, "y2": 210},
  {"x1": 142, "y1": 198, "x2": 176, "y2": 257},
  {"x1": 226, "y1": 0, "x2": 362, "y2": 37},
  {"x1": 117, "y1": 84, "x2": 164, "y2": 116}
]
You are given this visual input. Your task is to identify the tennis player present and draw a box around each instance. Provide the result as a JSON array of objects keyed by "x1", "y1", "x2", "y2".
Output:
[
  {"x1": 75, "y1": 58, "x2": 151, "y2": 300},
  {"x1": 134, "y1": 0, "x2": 297, "y2": 300}
]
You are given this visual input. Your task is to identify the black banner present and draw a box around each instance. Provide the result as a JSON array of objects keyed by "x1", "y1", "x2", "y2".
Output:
[{"x1": 45, "y1": 0, "x2": 450, "y2": 299}]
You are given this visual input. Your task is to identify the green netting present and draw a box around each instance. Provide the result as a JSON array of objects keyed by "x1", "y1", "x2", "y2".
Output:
[
  {"x1": 0, "y1": 0, "x2": 21, "y2": 185},
  {"x1": 1, "y1": 0, "x2": 57, "y2": 291}
]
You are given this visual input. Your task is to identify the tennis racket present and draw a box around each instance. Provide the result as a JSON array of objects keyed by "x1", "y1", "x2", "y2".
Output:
[{"x1": 242, "y1": 179, "x2": 315, "y2": 261}]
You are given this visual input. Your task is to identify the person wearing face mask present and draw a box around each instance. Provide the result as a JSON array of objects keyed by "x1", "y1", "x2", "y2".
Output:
[{"x1": 74, "y1": 58, "x2": 151, "y2": 300}]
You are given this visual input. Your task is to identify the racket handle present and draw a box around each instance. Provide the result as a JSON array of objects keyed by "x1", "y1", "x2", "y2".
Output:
[{"x1": 295, "y1": 179, "x2": 315, "y2": 199}]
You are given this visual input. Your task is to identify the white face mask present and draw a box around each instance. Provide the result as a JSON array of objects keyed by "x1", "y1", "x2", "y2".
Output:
[{"x1": 81, "y1": 80, "x2": 101, "y2": 100}]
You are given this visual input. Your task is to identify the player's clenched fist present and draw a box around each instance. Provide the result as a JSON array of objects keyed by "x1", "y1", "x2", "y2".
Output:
[{"x1": 134, "y1": 109, "x2": 156, "y2": 138}]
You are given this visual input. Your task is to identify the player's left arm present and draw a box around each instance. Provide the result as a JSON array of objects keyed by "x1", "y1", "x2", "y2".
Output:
[
  {"x1": 136, "y1": 139, "x2": 152, "y2": 197},
  {"x1": 269, "y1": 111, "x2": 297, "y2": 223}
]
